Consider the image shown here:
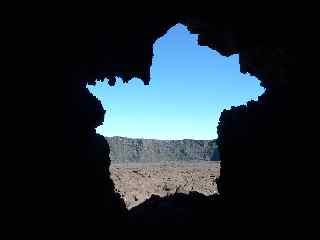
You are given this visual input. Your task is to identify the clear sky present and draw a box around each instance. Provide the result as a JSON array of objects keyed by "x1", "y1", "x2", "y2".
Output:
[{"x1": 87, "y1": 24, "x2": 264, "y2": 140}]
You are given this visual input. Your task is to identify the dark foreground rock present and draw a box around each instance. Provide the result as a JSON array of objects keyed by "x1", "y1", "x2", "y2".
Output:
[{"x1": 128, "y1": 192, "x2": 222, "y2": 224}]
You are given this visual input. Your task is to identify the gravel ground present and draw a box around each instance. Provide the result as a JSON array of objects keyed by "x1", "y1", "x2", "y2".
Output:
[{"x1": 110, "y1": 161, "x2": 220, "y2": 209}]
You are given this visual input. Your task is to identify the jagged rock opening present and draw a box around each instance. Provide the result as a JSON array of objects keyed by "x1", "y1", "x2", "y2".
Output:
[
  {"x1": 87, "y1": 23, "x2": 265, "y2": 214},
  {"x1": 88, "y1": 23, "x2": 264, "y2": 142},
  {"x1": 63, "y1": 15, "x2": 291, "y2": 225}
]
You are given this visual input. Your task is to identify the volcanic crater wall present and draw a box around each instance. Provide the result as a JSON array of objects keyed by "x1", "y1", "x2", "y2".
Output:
[{"x1": 106, "y1": 136, "x2": 220, "y2": 162}]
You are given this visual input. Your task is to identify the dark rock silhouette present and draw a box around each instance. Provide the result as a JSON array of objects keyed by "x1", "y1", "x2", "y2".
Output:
[
  {"x1": 27, "y1": 13, "x2": 292, "y2": 226},
  {"x1": 128, "y1": 192, "x2": 222, "y2": 224},
  {"x1": 61, "y1": 15, "x2": 291, "y2": 225}
]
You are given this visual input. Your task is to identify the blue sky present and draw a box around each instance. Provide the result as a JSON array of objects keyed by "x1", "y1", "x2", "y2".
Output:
[{"x1": 87, "y1": 24, "x2": 264, "y2": 140}]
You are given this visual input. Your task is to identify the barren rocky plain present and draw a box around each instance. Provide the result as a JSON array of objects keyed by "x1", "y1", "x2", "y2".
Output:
[{"x1": 110, "y1": 161, "x2": 220, "y2": 209}]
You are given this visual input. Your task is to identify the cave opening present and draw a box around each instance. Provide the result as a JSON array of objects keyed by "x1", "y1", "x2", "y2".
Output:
[{"x1": 87, "y1": 23, "x2": 265, "y2": 210}]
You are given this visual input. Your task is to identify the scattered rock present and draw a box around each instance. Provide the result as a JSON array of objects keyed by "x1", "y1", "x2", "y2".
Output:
[{"x1": 110, "y1": 161, "x2": 220, "y2": 209}]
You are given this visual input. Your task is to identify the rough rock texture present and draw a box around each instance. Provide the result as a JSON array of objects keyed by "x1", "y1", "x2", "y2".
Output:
[
  {"x1": 106, "y1": 136, "x2": 220, "y2": 163},
  {"x1": 110, "y1": 161, "x2": 220, "y2": 209}
]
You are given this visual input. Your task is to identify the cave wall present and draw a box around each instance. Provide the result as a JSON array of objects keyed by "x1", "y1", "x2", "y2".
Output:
[
  {"x1": 63, "y1": 14, "x2": 292, "y2": 224},
  {"x1": 63, "y1": 75, "x2": 127, "y2": 224},
  {"x1": 182, "y1": 16, "x2": 292, "y2": 220}
]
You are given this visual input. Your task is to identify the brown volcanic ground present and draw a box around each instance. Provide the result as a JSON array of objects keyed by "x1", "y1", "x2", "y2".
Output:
[{"x1": 110, "y1": 161, "x2": 220, "y2": 209}]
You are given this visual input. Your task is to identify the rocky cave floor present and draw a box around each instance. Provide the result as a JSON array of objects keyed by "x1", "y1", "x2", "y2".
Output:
[{"x1": 110, "y1": 161, "x2": 220, "y2": 209}]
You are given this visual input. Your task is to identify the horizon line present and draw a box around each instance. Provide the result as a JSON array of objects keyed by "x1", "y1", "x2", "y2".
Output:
[{"x1": 102, "y1": 135, "x2": 217, "y2": 141}]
